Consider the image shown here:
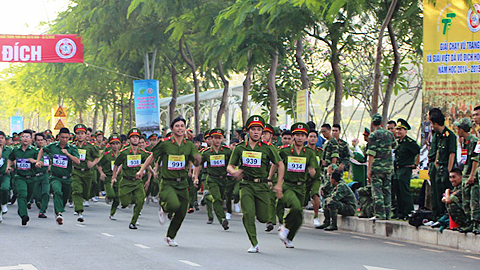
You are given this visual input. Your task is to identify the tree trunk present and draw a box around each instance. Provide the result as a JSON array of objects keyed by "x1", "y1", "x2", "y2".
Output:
[
  {"x1": 112, "y1": 89, "x2": 117, "y2": 133},
  {"x1": 120, "y1": 93, "x2": 125, "y2": 133},
  {"x1": 268, "y1": 51, "x2": 279, "y2": 126},
  {"x1": 179, "y1": 37, "x2": 200, "y2": 134},
  {"x1": 295, "y1": 39, "x2": 310, "y2": 90},
  {"x1": 331, "y1": 50, "x2": 343, "y2": 125},
  {"x1": 129, "y1": 87, "x2": 134, "y2": 129},
  {"x1": 169, "y1": 63, "x2": 178, "y2": 124},
  {"x1": 92, "y1": 99, "x2": 99, "y2": 131},
  {"x1": 102, "y1": 102, "x2": 108, "y2": 133},
  {"x1": 371, "y1": 0, "x2": 398, "y2": 116},
  {"x1": 242, "y1": 64, "x2": 253, "y2": 126},
  {"x1": 381, "y1": 22, "x2": 401, "y2": 126},
  {"x1": 216, "y1": 60, "x2": 229, "y2": 127}
]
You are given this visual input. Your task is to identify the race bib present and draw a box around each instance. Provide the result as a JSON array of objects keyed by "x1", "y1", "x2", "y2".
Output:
[
  {"x1": 0, "y1": 158, "x2": 4, "y2": 167},
  {"x1": 242, "y1": 151, "x2": 262, "y2": 168},
  {"x1": 78, "y1": 149, "x2": 87, "y2": 161},
  {"x1": 287, "y1": 156, "x2": 307, "y2": 172},
  {"x1": 204, "y1": 161, "x2": 208, "y2": 168},
  {"x1": 475, "y1": 141, "x2": 480, "y2": 154},
  {"x1": 316, "y1": 156, "x2": 321, "y2": 166},
  {"x1": 53, "y1": 154, "x2": 68, "y2": 168},
  {"x1": 127, "y1": 155, "x2": 142, "y2": 168},
  {"x1": 168, "y1": 155, "x2": 185, "y2": 170},
  {"x1": 17, "y1": 158, "x2": 31, "y2": 170},
  {"x1": 43, "y1": 155, "x2": 50, "y2": 166},
  {"x1": 111, "y1": 161, "x2": 115, "y2": 171},
  {"x1": 461, "y1": 149, "x2": 468, "y2": 164},
  {"x1": 210, "y1": 155, "x2": 225, "y2": 167}
]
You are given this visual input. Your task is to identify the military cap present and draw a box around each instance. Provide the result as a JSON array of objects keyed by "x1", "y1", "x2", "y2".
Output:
[
  {"x1": 170, "y1": 116, "x2": 186, "y2": 128},
  {"x1": 245, "y1": 115, "x2": 265, "y2": 130},
  {"x1": 109, "y1": 133, "x2": 121, "y2": 143},
  {"x1": 44, "y1": 129, "x2": 52, "y2": 135},
  {"x1": 263, "y1": 124, "x2": 274, "y2": 134},
  {"x1": 291, "y1": 122, "x2": 309, "y2": 134},
  {"x1": 371, "y1": 113, "x2": 382, "y2": 123},
  {"x1": 204, "y1": 130, "x2": 211, "y2": 139},
  {"x1": 74, "y1": 124, "x2": 87, "y2": 134},
  {"x1": 148, "y1": 133, "x2": 158, "y2": 139},
  {"x1": 453, "y1": 117, "x2": 472, "y2": 131},
  {"x1": 210, "y1": 128, "x2": 225, "y2": 137},
  {"x1": 273, "y1": 126, "x2": 281, "y2": 136},
  {"x1": 363, "y1": 127, "x2": 370, "y2": 136},
  {"x1": 95, "y1": 130, "x2": 104, "y2": 136},
  {"x1": 127, "y1": 128, "x2": 142, "y2": 138},
  {"x1": 396, "y1": 118, "x2": 411, "y2": 130},
  {"x1": 5, "y1": 135, "x2": 11, "y2": 140}
]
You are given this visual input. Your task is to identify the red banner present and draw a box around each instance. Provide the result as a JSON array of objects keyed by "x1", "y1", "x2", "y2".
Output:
[{"x1": 0, "y1": 34, "x2": 84, "y2": 63}]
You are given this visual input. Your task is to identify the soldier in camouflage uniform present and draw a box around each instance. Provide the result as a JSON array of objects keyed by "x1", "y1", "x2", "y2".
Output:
[
  {"x1": 323, "y1": 169, "x2": 356, "y2": 230},
  {"x1": 332, "y1": 124, "x2": 350, "y2": 173},
  {"x1": 472, "y1": 105, "x2": 480, "y2": 234},
  {"x1": 443, "y1": 168, "x2": 468, "y2": 229},
  {"x1": 454, "y1": 118, "x2": 479, "y2": 233},
  {"x1": 367, "y1": 114, "x2": 396, "y2": 220}
]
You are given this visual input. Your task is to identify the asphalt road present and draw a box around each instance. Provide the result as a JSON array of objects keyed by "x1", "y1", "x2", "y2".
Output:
[{"x1": 1, "y1": 198, "x2": 479, "y2": 270}]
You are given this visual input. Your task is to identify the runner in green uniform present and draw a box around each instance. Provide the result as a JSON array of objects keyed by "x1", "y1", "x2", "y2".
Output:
[
  {"x1": 306, "y1": 129, "x2": 323, "y2": 228},
  {"x1": 137, "y1": 117, "x2": 201, "y2": 247},
  {"x1": 33, "y1": 133, "x2": 50, "y2": 218},
  {"x1": 0, "y1": 131, "x2": 13, "y2": 221},
  {"x1": 112, "y1": 128, "x2": 151, "y2": 229},
  {"x1": 227, "y1": 115, "x2": 285, "y2": 253}
]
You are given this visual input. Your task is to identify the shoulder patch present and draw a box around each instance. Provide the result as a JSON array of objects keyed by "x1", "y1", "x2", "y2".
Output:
[
  {"x1": 261, "y1": 140, "x2": 272, "y2": 146},
  {"x1": 279, "y1": 144, "x2": 290, "y2": 149},
  {"x1": 103, "y1": 151, "x2": 110, "y2": 156},
  {"x1": 316, "y1": 147, "x2": 323, "y2": 152}
]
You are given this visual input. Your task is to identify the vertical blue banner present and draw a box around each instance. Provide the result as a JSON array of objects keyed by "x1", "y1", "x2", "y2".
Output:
[
  {"x1": 133, "y1": 80, "x2": 160, "y2": 135},
  {"x1": 10, "y1": 116, "x2": 23, "y2": 134}
]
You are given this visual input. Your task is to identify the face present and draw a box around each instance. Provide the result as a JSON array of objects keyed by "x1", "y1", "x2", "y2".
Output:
[
  {"x1": 111, "y1": 141, "x2": 121, "y2": 151},
  {"x1": 307, "y1": 132, "x2": 318, "y2": 145},
  {"x1": 395, "y1": 127, "x2": 407, "y2": 139},
  {"x1": 430, "y1": 121, "x2": 440, "y2": 132},
  {"x1": 449, "y1": 172, "x2": 462, "y2": 187},
  {"x1": 35, "y1": 135, "x2": 45, "y2": 147},
  {"x1": 0, "y1": 135, "x2": 5, "y2": 146},
  {"x1": 473, "y1": 109, "x2": 480, "y2": 125},
  {"x1": 387, "y1": 124, "x2": 396, "y2": 133},
  {"x1": 363, "y1": 134, "x2": 369, "y2": 142},
  {"x1": 331, "y1": 127, "x2": 340, "y2": 139},
  {"x1": 212, "y1": 135, "x2": 223, "y2": 147},
  {"x1": 248, "y1": 126, "x2": 263, "y2": 141},
  {"x1": 293, "y1": 133, "x2": 307, "y2": 146},
  {"x1": 261, "y1": 131, "x2": 273, "y2": 142},
  {"x1": 320, "y1": 127, "x2": 331, "y2": 139},
  {"x1": 5, "y1": 138, "x2": 12, "y2": 145},
  {"x1": 172, "y1": 121, "x2": 186, "y2": 137},
  {"x1": 96, "y1": 135, "x2": 103, "y2": 142},
  {"x1": 76, "y1": 131, "x2": 86, "y2": 142},
  {"x1": 282, "y1": 135, "x2": 292, "y2": 145},
  {"x1": 206, "y1": 137, "x2": 213, "y2": 146},
  {"x1": 130, "y1": 136, "x2": 140, "y2": 146},
  {"x1": 21, "y1": 133, "x2": 32, "y2": 146},
  {"x1": 194, "y1": 141, "x2": 201, "y2": 148},
  {"x1": 59, "y1": 133, "x2": 70, "y2": 145},
  {"x1": 139, "y1": 139, "x2": 146, "y2": 149}
]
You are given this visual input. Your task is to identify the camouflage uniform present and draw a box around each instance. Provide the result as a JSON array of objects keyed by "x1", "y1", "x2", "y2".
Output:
[
  {"x1": 320, "y1": 137, "x2": 339, "y2": 198},
  {"x1": 337, "y1": 138, "x2": 351, "y2": 172},
  {"x1": 367, "y1": 118, "x2": 395, "y2": 220},
  {"x1": 446, "y1": 186, "x2": 468, "y2": 227},
  {"x1": 357, "y1": 185, "x2": 374, "y2": 218},
  {"x1": 324, "y1": 180, "x2": 356, "y2": 230}
]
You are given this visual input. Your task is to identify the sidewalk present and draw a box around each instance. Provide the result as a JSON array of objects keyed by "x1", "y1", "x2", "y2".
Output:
[{"x1": 302, "y1": 209, "x2": 480, "y2": 253}]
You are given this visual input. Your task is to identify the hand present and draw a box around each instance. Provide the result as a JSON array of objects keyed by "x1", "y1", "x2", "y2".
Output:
[
  {"x1": 188, "y1": 171, "x2": 193, "y2": 178},
  {"x1": 87, "y1": 161, "x2": 94, "y2": 169},
  {"x1": 193, "y1": 178, "x2": 199, "y2": 187},
  {"x1": 273, "y1": 184, "x2": 283, "y2": 199},
  {"x1": 339, "y1": 163, "x2": 344, "y2": 172},
  {"x1": 5, "y1": 166, "x2": 11, "y2": 173},
  {"x1": 230, "y1": 169, "x2": 243, "y2": 180},
  {"x1": 111, "y1": 178, "x2": 116, "y2": 188},
  {"x1": 153, "y1": 172, "x2": 158, "y2": 179},
  {"x1": 144, "y1": 180, "x2": 150, "y2": 190},
  {"x1": 327, "y1": 165, "x2": 333, "y2": 175},
  {"x1": 352, "y1": 139, "x2": 359, "y2": 147},
  {"x1": 468, "y1": 175, "x2": 475, "y2": 185},
  {"x1": 367, "y1": 170, "x2": 372, "y2": 185},
  {"x1": 268, "y1": 181, "x2": 273, "y2": 189},
  {"x1": 100, "y1": 173, "x2": 106, "y2": 181},
  {"x1": 136, "y1": 171, "x2": 144, "y2": 180},
  {"x1": 35, "y1": 161, "x2": 43, "y2": 168},
  {"x1": 61, "y1": 149, "x2": 68, "y2": 155}
]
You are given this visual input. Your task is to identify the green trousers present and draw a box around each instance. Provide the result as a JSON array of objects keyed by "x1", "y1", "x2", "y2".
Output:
[
  {"x1": 447, "y1": 200, "x2": 468, "y2": 227},
  {"x1": 72, "y1": 169, "x2": 94, "y2": 213},
  {"x1": 187, "y1": 176, "x2": 197, "y2": 208},
  {"x1": 50, "y1": 176, "x2": 73, "y2": 214},
  {"x1": 462, "y1": 176, "x2": 480, "y2": 222},
  {"x1": 393, "y1": 167, "x2": 414, "y2": 218},
  {"x1": 371, "y1": 172, "x2": 391, "y2": 219},
  {"x1": 119, "y1": 178, "x2": 145, "y2": 225},
  {"x1": 225, "y1": 177, "x2": 240, "y2": 214},
  {"x1": 240, "y1": 180, "x2": 270, "y2": 246},
  {"x1": 33, "y1": 173, "x2": 50, "y2": 214},
  {"x1": 90, "y1": 170, "x2": 100, "y2": 198},
  {"x1": 283, "y1": 183, "x2": 306, "y2": 241},
  {"x1": 432, "y1": 165, "x2": 452, "y2": 218},
  {"x1": 207, "y1": 176, "x2": 227, "y2": 223},
  {"x1": 159, "y1": 182, "x2": 189, "y2": 239},
  {"x1": 104, "y1": 176, "x2": 120, "y2": 216},
  {"x1": 14, "y1": 175, "x2": 36, "y2": 218},
  {"x1": 0, "y1": 174, "x2": 11, "y2": 205}
]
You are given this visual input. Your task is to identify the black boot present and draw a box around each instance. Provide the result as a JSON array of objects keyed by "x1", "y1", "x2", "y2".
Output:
[{"x1": 318, "y1": 209, "x2": 330, "y2": 229}]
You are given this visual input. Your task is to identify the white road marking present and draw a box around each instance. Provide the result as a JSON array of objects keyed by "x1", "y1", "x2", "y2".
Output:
[
  {"x1": 464, "y1": 255, "x2": 480, "y2": 261},
  {"x1": 420, "y1": 248, "x2": 443, "y2": 253},
  {"x1": 383, "y1": 241, "x2": 405, "y2": 247},
  {"x1": 101, "y1": 233, "x2": 114, "y2": 237},
  {"x1": 75, "y1": 224, "x2": 86, "y2": 228},
  {"x1": 134, "y1": 244, "x2": 150, "y2": 249},
  {"x1": 0, "y1": 264, "x2": 39, "y2": 270},
  {"x1": 179, "y1": 260, "x2": 201, "y2": 267},
  {"x1": 363, "y1": 265, "x2": 397, "y2": 270},
  {"x1": 352, "y1": 235, "x2": 368, "y2": 240}
]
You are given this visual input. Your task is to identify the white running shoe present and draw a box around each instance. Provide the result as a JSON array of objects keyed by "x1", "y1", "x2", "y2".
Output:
[
  {"x1": 109, "y1": 215, "x2": 116, "y2": 220},
  {"x1": 74, "y1": 211, "x2": 78, "y2": 216},
  {"x1": 91, "y1": 197, "x2": 99, "y2": 202},
  {"x1": 226, "y1": 213, "x2": 232, "y2": 220},
  {"x1": 234, "y1": 203, "x2": 241, "y2": 213},
  {"x1": 283, "y1": 239, "x2": 294, "y2": 248},
  {"x1": 152, "y1": 197, "x2": 158, "y2": 203},
  {"x1": 68, "y1": 202, "x2": 74, "y2": 208},
  {"x1": 165, "y1": 237, "x2": 178, "y2": 247},
  {"x1": 247, "y1": 244, "x2": 259, "y2": 253},
  {"x1": 145, "y1": 196, "x2": 150, "y2": 204},
  {"x1": 278, "y1": 225, "x2": 290, "y2": 241},
  {"x1": 158, "y1": 206, "x2": 167, "y2": 225},
  {"x1": 319, "y1": 208, "x2": 324, "y2": 213},
  {"x1": 1, "y1": 204, "x2": 8, "y2": 214},
  {"x1": 0, "y1": 211, "x2": 3, "y2": 222},
  {"x1": 314, "y1": 218, "x2": 321, "y2": 228},
  {"x1": 77, "y1": 214, "x2": 84, "y2": 222},
  {"x1": 369, "y1": 216, "x2": 377, "y2": 221},
  {"x1": 56, "y1": 214, "x2": 64, "y2": 225},
  {"x1": 83, "y1": 201, "x2": 90, "y2": 207}
]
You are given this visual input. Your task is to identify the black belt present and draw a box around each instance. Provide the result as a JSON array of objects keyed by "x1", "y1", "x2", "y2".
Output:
[
  {"x1": 36, "y1": 172, "x2": 47, "y2": 177},
  {"x1": 163, "y1": 177, "x2": 186, "y2": 182},
  {"x1": 52, "y1": 173, "x2": 71, "y2": 179},
  {"x1": 208, "y1": 174, "x2": 226, "y2": 179},
  {"x1": 17, "y1": 174, "x2": 35, "y2": 179},
  {"x1": 243, "y1": 176, "x2": 269, "y2": 183},
  {"x1": 73, "y1": 167, "x2": 91, "y2": 172},
  {"x1": 123, "y1": 176, "x2": 136, "y2": 181},
  {"x1": 285, "y1": 180, "x2": 305, "y2": 186},
  {"x1": 395, "y1": 165, "x2": 415, "y2": 169}
]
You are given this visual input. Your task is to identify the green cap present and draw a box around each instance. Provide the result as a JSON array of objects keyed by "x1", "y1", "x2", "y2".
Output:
[
  {"x1": 396, "y1": 118, "x2": 411, "y2": 130},
  {"x1": 273, "y1": 126, "x2": 281, "y2": 136},
  {"x1": 74, "y1": 124, "x2": 87, "y2": 133},
  {"x1": 210, "y1": 128, "x2": 225, "y2": 137},
  {"x1": 108, "y1": 133, "x2": 121, "y2": 143},
  {"x1": 204, "y1": 130, "x2": 211, "y2": 139},
  {"x1": 95, "y1": 130, "x2": 104, "y2": 136},
  {"x1": 372, "y1": 113, "x2": 382, "y2": 123},
  {"x1": 148, "y1": 133, "x2": 158, "y2": 139},
  {"x1": 291, "y1": 122, "x2": 309, "y2": 134},
  {"x1": 363, "y1": 127, "x2": 370, "y2": 136},
  {"x1": 127, "y1": 128, "x2": 142, "y2": 138},
  {"x1": 264, "y1": 124, "x2": 274, "y2": 134},
  {"x1": 453, "y1": 117, "x2": 472, "y2": 131},
  {"x1": 245, "y1": 115, "x2": 265, "y2": 130}
]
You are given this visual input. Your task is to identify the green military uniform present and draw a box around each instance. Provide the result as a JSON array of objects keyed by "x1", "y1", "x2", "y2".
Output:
[
  {"x1": 264, "y1": 124, "x2": 283, "y2": 229},
  {"x1": 8, "y1": 144, "x2": 39, "y2": 223},
  {"x1": 446, "y1": 186, "x2": 468, "y2": 227},
  {"x1": 278, "y1": 122, "x2": 317, "y2": 241},
  {"x1": 114, "y1": 137, "x2": 150, "y2": 227},
  {"x1": 43, "y1": 141, "x2": 79, "y2": 215},
  {"x1": 97, "y1": 135, "x2": 122, "y2": 217},
  {"x1": 367, "y1": 114, "x2": 396, "y2": 220},
  {"x1": 201, "y1": 131, "x2": 215, "y2": 220},
  {"x1": 151, "y1": 134, "x2": 199, "y2": 239},
  {"x1": 200, "y1": 128, "x2": 232, "y2": 228},
  {"x1": 337, "y1": 138, "x2": 351, "y2": 172},
  {"x1": 34, "y1": 152, "x2": 51, "y2": 215},
  {"x1": 320, "y1": 136, "x2": 339, "y2": 198},
  {"x1": 72, "y1": 124, "x2": 100, "y2": 215},
  {"x1": 324, "y1": 179, "x2": 357, "y2": 230},
  {"x1": 0, "y1": 146, "x2": 13, "y2": 208},
  {"x1": 432, "y1": 126, "x2": 456, "y2": 218},
  {"x1": 228, "y1": 115, "x2": 282, "y2": 248},
  {"x1": 393, "y1": 119, "x2": 420, "y2": 219}
]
